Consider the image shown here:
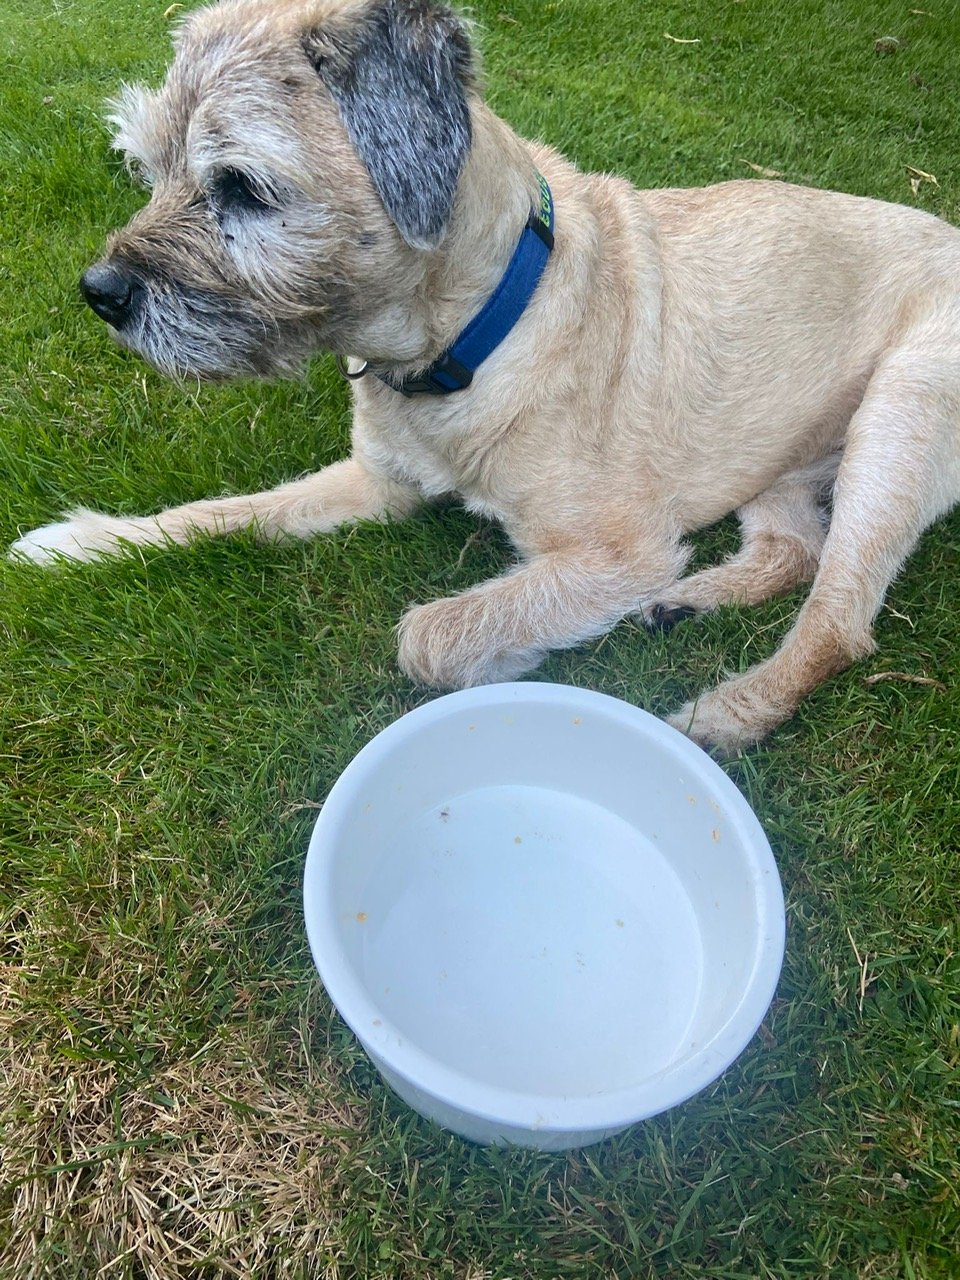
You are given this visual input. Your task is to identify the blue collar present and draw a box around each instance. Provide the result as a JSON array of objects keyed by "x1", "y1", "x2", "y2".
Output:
[{"x1": 376, "y1": 174, "x2": 555, "y2": 397}]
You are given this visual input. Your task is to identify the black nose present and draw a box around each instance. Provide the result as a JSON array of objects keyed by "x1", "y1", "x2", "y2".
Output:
[{"x1": 80, "y1": 263, "x2": 136, "y2": 327}]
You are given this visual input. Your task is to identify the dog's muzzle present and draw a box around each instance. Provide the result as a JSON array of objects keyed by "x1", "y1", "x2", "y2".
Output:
[{"x1": 81, "y1": 262, "x2": 140, "y2": 328}]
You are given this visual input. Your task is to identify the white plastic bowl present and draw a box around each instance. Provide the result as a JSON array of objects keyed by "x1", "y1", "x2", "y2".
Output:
[{"x1": 303, "y1": 683, "x2": 784, "y2": 1150}]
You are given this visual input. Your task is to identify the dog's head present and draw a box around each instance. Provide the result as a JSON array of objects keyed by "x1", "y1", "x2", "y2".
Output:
[{"x1": 82, "y1": 0, "x2": 476, "y2": 378}]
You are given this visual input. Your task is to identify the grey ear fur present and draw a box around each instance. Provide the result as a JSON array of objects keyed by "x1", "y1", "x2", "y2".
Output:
[{"x1": 302, "y1": 0, "x2": 474, "y2": 250}]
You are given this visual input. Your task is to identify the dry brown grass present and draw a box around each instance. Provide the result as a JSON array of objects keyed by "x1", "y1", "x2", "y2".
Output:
[{"x1": 2, "y1": 964, "x2": 365, "y2": 1279}]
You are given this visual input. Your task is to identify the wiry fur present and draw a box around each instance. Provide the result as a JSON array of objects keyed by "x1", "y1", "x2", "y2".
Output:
[{"x1": 11, "y1": 0, "x2": 960, "y2": 752}]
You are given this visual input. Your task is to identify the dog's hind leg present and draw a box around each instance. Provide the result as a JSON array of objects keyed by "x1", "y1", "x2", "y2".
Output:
[
  {"x1": 669, "y1": 340, "x2": 960, "y2": 752},
  {"x1": 9, "y1": 458, "x2": 423, "y2": 565},
  {"x1": 640, "y1": 459, "x2": 834, "y2": 628}
]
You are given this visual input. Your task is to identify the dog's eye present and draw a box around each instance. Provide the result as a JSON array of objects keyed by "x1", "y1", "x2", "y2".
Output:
[{"x1": 211, "y1": 168, "x2": 272, "y2": 215}]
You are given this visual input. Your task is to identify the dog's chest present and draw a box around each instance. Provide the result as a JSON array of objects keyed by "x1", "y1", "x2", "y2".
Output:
[{"x1": 355, "y1": 394, "x2": 510, "y2": 518}]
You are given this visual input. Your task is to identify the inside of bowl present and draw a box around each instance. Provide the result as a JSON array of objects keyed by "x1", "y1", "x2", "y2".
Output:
[{"x1": 319, "y1": 694, "x2": 776, "y2": 1099}]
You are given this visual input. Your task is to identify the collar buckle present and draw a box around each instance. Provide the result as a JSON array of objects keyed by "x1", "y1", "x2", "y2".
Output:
[{"x1": 396, "y1": 351, "x2": 474, "y2": 397}]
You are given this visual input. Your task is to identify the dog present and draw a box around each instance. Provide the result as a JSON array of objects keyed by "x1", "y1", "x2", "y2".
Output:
[{"x1": 11, "y1": 0, "x2": 960, "y2": 753}]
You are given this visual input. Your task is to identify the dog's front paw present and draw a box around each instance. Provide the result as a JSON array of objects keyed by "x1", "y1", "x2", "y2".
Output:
[
  {"x1": 397, "y1": 597, "x2": 542, "y2": 689},
  {"x1": 9, "y1": 508, "x2": 151, "y2": 565}
]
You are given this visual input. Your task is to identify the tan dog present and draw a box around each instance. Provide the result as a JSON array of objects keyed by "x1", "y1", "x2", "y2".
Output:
[{"x1": 11, "y1": 0, "x2": 960, "y2": 752}]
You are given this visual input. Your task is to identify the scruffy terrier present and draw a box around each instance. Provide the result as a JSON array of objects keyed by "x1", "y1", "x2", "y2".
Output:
[{"x1": 11, "y1": 0, "x2": 960, "y2": 751}]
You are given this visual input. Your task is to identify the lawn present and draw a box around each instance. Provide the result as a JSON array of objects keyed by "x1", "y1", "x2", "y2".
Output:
[{"x1": 1, "y1": 0, "x2": 959, "y2": 1276}]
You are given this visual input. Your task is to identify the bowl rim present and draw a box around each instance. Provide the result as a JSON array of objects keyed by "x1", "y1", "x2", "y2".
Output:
[{"x1": 303, "y1": 683, "x2": 785, "y2": 1135}]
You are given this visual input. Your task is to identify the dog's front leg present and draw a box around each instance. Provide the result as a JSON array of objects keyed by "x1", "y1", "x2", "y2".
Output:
[
  {"x1": 397, "y1": 547, "x2": 674, "y2": 689},
  {"x1": 10, "y1": 458, "x2": 422, "y2": 565}
]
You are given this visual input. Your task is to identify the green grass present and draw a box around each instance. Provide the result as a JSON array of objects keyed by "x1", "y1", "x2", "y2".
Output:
[{"x1": 2, "y1": 0, "x2": 959, "y2": 1276}]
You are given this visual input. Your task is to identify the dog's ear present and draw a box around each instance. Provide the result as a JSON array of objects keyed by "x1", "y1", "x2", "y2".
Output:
[{"x1": 301, "y1": 0, "x2": 474, "y2": 250}]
